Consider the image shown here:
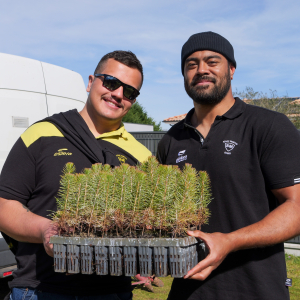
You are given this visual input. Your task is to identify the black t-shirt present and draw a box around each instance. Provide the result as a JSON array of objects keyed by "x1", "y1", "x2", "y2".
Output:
[
  {"x1": 157, "y1": 98, "x2": 300, "y2": 300},
  {"x1": 0, "y1": 119, "x2": 151, "y2": 296}
]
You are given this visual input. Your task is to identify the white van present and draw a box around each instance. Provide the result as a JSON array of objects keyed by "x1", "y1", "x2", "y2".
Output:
[{"x1": 0, "y1": 52, "x2": 87, "y2": 277}]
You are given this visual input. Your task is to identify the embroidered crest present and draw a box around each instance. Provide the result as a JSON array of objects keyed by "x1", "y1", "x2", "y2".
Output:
[
  {"x1": 116, "y1": 154, "x2": 127, "y2": 164},
  {"x1": 178, "y1": 150, "x2": 186, "y2": 156},
  {"x1": 285, "y1": 278, "x2": 292, "y2": 287},
  {"x1": 223, "y1": 140, "x2": 238, "y2": 155}
]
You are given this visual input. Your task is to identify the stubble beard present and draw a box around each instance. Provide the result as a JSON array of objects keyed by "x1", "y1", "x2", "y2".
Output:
[{"x1": 184, "y1": 66, "x2": 231, "y2": 106}]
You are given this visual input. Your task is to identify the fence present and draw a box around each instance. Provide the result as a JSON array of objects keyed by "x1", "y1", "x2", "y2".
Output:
[
  {"x1": 130, "y1": 131, "x2": 167, "y2": 156},
  {"x1": 287, "y1": 236, "x2": 300, "y2": 244}
]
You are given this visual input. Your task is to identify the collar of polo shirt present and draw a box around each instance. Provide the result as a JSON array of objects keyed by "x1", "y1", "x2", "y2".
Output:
[
  {"x1": 96, "y1": 123, "x2": 129, "y2": 140},
  {"x1": 182, "y1": 97, "x2": 246, "y2": 129}
]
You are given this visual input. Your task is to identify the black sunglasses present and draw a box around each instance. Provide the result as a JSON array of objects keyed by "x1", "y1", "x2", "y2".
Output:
[{"x1": 94, "y1": 74, "x2": 140, "y2": 100}]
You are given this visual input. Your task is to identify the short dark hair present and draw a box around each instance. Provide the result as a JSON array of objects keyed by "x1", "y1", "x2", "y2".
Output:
[{"x1": 94, "y1": 50, "x2": 143, "y2": 87}]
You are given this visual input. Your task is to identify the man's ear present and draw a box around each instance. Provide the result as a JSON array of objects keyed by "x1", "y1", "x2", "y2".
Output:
[
  {"x1": 229, "y1": 63, "x2": 236, "y2": 80},
  {"x1": 86, "y1": 75, "x2": 94, "y2": 93}
]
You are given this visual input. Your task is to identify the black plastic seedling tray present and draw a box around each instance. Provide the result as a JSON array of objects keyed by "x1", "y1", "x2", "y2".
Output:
[{"x1": 50, "y1": 236, "x2": 205, "y2": 278}]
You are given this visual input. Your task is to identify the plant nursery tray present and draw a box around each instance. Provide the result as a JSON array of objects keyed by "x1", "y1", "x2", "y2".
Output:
[{"x1": 50, "y1": 236, "x2": 205, "y2": 278}]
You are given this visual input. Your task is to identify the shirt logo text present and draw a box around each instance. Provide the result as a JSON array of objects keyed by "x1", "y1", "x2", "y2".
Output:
[
  {"x1": 176, "y1": 150, "x2": 187, "y2": 163},
  {"x1": 54, "y1": 148, "x2": 72, "y2": 156}
]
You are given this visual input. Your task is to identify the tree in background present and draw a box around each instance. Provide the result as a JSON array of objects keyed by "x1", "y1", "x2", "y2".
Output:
[
  {"x1": 122, "y1": 102, "x2": 162, "y2": 131},
  {"x1": 234, "y1": 87, "x2": 300, "y2": 129}
]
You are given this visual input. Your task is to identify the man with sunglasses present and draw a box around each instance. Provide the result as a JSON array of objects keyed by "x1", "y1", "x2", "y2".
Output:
[
  {"x1": 0, "y1": 50, "x2": 151, "y2": 300},
  {"x1": 157, "y1": 32, "x2": 300, "y2": 300}
]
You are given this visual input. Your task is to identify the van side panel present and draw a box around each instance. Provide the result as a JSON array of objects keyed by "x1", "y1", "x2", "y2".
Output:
[
  {"x1": 41, "y1": 62, "x2": 87, "y2": 102},
  {"x1": 0, "y1": 89, "x2": 48, "y2": 171},
  {"x1": 46, "y1": 95, "x2": 84, "y2": 116},
  {"x1": 0, "y1": 53, "x2": 45, "y2": 93}
]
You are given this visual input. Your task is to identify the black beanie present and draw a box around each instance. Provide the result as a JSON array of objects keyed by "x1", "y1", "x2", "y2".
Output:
[{"x1": 181, "y1": 31, "x2": 236, "y2": 75}]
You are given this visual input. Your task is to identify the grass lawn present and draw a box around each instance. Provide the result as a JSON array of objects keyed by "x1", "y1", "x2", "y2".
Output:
[
  {"x1": 132, "y1": 254, "x2": 300, "y2": 300},
  {"x1": 286, "y1": 254, "x2": 300, "y2": 300},
  {"x1": 132, "y1": 276, "x2": 173, "y2": 300}
]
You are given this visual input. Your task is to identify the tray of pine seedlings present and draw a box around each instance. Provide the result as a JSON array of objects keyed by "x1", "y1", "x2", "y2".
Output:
[{"x1": 50, "y1": 156, "x2": 212, "y2": 278}]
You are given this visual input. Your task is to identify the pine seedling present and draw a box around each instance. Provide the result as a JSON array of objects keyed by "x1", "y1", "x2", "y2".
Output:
[
  {"x1": 167, "y1": 164, "x2": 194, "y2": 236},
  {"x1": 65, "y1": 173, "x2": 86, "y2": 235},
  {"x1": 85, "y1": 170, "x2": 108, "y2": 236},
  {"x1": 128, "y1": 170, "x2": 147, "y2": 235},
  {"x1": 196, "y1": 171, "x2": 212, "y2": 228},
  {"x1": 141, "y1": 159, "x2": 162, "y2": 236},
  {"x1": 81, "y1": 163, "x2": 104, "y2": 234},
  {"x1": 91, "y1": 163, "x2": 103, "y2": 173},
  {"x1": 111, "y1": 164, "x2": 134, "y2": 235},
  {"x1": 137, "y1": 156, "x2": 159, "y2": 173},
  {"x1": 53, "y1": 162, "x2": 76, "y2": 235},
  {"x1": 105, "y1": 170, "x2": 118, "y2": 235},
  {"x1": 64, "y1": 175, "x2": 80, "y2": 233},
  {"x1": 91, "y1": 171, "x2": 113, "y2": 235},
  {"x1": 153, "y1": 165, "x2": 177, "y2": 237},
  {"x1": 101, "y1": 172, "x2": 114, "y2": 237},
  {"x1": 78, "y1": 169, "x2": 92, "y2": 235},
  {"x1": 102, "y1": 164, "x2": 113, "y2": 173},
  {"x1": 55, "y1": 162, "x2": 76, "y2": 213}
]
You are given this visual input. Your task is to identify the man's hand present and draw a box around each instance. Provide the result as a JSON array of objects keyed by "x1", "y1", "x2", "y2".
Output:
[
  {"x1": 41, "y1": 220, "x2": 58, "y2": 257},
  {"x1": 184, "y1": 184, "x2": 300, "y2": 281},
  {"x1": 0, "y1": 197, "x2": 58, "y2": 257},
  {"x1": 184, "y1": 230, "x2": 234, "y2": 281}
]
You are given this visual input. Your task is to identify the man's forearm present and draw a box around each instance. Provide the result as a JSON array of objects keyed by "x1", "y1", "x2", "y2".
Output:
[
  {"x1": 227, "y1": 185, "x2": 300, "y2": 252},
  {"x1": 186, "y1": 199, "x2": 300, "y2": 280},
  {"x1": 227, "y1": 198, "x2": 300, "y2": 252},
  {"x1": 186, "y1": 184, "x2": 300, "y2": 280},
  {"x1": 0, "y1": 197, "x2": 51, "y2": 243}
]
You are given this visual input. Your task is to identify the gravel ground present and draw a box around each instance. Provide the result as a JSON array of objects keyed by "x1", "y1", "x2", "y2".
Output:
[{"x1": 0, "y1": 277, "x2": 11, "y2": 300}]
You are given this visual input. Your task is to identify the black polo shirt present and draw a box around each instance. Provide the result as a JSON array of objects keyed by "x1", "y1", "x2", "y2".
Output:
[
  {"x1": 0, "y1": 120, "x2": 151, "y2": 296},
  {"x1": 157, "y1": 98, "x2": 300, "y2": 300}
]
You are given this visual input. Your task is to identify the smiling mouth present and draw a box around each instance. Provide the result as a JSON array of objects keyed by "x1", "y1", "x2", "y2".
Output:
[
  {"x1": 192, "y1": 76, "x2": 216, "y2": 87},
  {"x1": 104, "y1": 98, "x2": 122, "y2": 108},
  {"x1": 195, "y1": 80, "x2": 213, "y2": 85}
]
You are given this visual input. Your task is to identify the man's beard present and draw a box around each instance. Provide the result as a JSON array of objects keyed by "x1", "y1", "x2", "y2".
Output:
[{"x1": 184, "y1": 67, "x2": 231, "y2": 105}]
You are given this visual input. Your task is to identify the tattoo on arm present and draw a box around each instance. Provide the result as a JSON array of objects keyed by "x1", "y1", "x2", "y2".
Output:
[{"x1": 22, "y1": 204, "x2": 30, "y2": 212}]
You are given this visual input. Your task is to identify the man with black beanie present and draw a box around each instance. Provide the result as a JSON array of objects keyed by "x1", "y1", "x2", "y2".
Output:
[{"x1": 157, "y1": 31, "x2": 300, "y2": 299}]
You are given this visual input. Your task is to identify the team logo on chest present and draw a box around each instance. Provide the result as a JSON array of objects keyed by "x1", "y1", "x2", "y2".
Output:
[
  {"x1": 223, "y1": 140, "x2": 238, "y2": 155},
  {"x1": 176, "y1": 150, "x2": 187, "y2": 163},
  {"x1": 116, "y1": 154, "x2": 127, "y2": 164}
]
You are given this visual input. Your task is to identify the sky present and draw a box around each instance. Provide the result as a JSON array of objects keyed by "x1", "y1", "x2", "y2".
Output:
[{"x1": 1, "y1": 0, "x2": 300, "y2": 130}]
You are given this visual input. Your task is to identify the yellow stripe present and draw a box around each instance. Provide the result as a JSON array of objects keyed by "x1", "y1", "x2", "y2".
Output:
[
  {"x1": 99, "y1": 131, "x2": 152, "y2": 162},
  {"x1": 21, "y1": 122, "x2": 64, "y2": 148}
]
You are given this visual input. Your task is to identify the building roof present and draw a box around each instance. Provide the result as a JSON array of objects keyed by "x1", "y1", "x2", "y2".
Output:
[
  {"x1": 163, "y1": 113, "x2": 187, "y2": 125},
  {"x1": 163, "y1": 98, "x2": 250, "y2": 124},
  {"x1": 163, "y1": 98, "x2": 300, "y2": 125},
  {"x1": 289, "y1": 99, "x2": 300, "y2": 105},
  {"x1": 242, "y1": 98, "x2": 253, "y2": 104}
]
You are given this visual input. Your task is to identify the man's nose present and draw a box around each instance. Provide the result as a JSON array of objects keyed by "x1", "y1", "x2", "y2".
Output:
[
  {"x1": 111, "y1": 86, "x2": 124, "y2": 100},
  {"x1": 197, "y1": 61, "x2": 210, "y2": 75}
]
